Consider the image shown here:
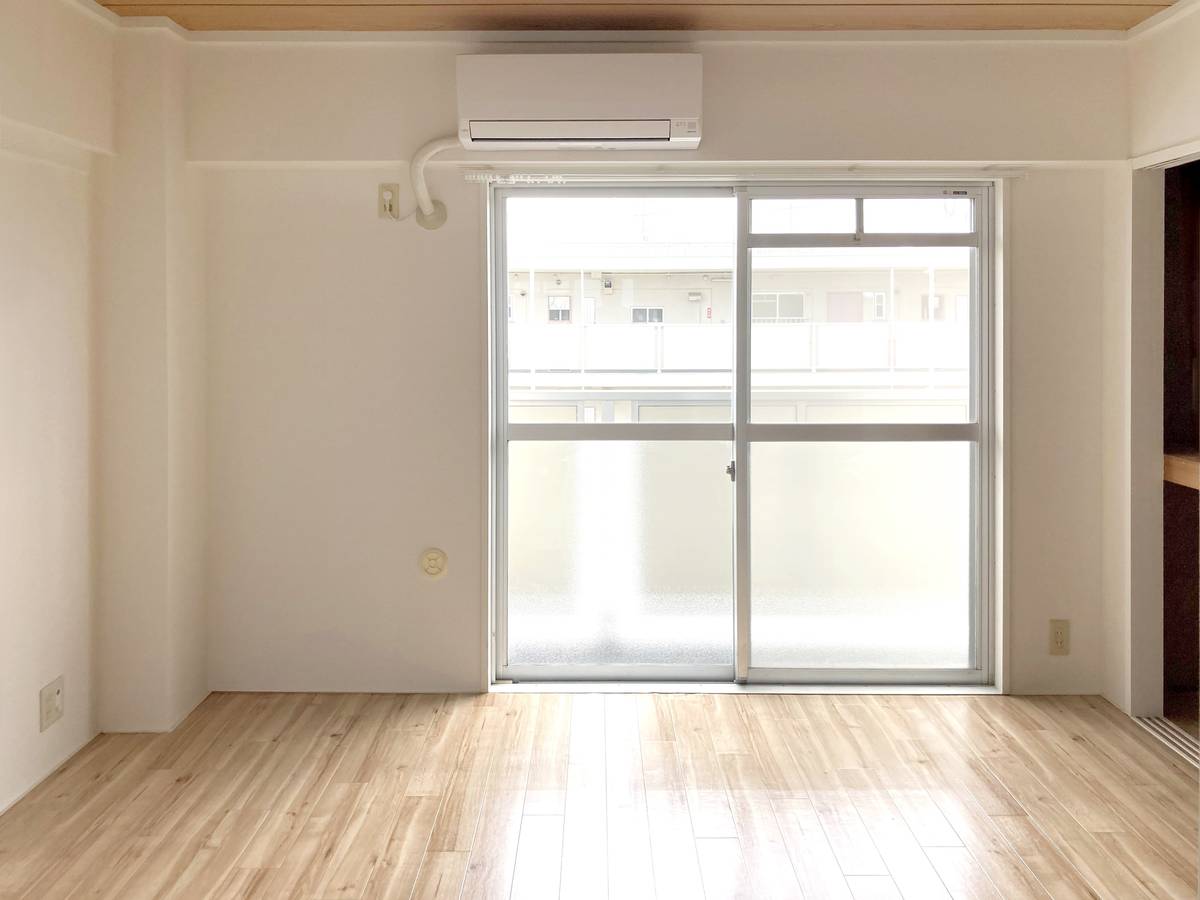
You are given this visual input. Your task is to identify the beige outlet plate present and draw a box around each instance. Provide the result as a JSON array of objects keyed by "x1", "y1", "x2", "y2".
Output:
[
  {"x1": 420, "y1": 548, "x2": 447, "y2": 579},
  {"x1": 1049, "y1": 619, "x2": 1070, "y2": 656},
  {"x1": 378, "y1": 183, "x2": 400, "y2": 220},
  {"x1": 40, "y1": 675, "x2": 63, "y2": 732}
]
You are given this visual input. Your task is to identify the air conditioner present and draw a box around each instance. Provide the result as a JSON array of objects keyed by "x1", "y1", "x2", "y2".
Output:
[{"x1": 456, "y1": 54, "x2": 702, "y2": 151}]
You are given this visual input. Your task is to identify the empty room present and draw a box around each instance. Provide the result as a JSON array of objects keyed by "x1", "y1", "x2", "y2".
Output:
[{"x1": 2, "y1": 0, "x2": 1199, "y2": 896}]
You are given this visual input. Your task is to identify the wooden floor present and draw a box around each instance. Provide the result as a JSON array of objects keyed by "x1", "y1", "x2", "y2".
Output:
[{"x1": 0, "y1": 693, "x2": 1195, "y2": 899}]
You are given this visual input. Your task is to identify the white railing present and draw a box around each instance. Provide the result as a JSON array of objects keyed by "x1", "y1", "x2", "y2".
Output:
[{"x1": 508, "y1": 322, "x2": 968, "y2": 373}]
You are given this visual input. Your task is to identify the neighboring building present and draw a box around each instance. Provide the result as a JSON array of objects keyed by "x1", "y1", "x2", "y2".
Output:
[{"x1": 504, "y1": 254, "x2": 972, "y2": 424}]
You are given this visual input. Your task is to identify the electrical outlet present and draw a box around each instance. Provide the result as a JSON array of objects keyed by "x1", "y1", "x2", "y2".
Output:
[
  {"x1": 1049, "y1": 619, "x2": 1070, "y2": 656},
  {"x1": 378, "y1": 183, "x2": 400, "y2": 220},
  {"x1": 40, "y1": 676, "x2": 63, "y2": 732},
  {"x1": 420, "y1": 548, "x2": 448, "y2": 579}
]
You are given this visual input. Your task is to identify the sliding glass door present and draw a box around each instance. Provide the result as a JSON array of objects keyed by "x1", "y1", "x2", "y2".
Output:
[
  {"x1": 495, "y1": 192, "x2": 738, "y2": 680},
  {"x1": 493, "y1": 184, "x2": 991, "y2": 684}
]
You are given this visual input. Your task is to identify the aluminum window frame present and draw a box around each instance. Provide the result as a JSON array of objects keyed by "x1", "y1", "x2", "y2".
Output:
[
  {"x1": 739, "y1": 183, "x2": 992, "y2": 685},
  {"x1": 491, "y1": 181, "x2": 994, "y2": 687}
]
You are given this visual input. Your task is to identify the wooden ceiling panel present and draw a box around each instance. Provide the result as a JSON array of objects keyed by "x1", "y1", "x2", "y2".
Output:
[{"x1": 100, "y1": 0, "x2": 1169, "y2": 31}]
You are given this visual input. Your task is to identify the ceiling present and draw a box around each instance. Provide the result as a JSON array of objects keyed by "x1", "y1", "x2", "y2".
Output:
[{"x1": 100, "y1": 0, "x2": 1168, "y2": 32}]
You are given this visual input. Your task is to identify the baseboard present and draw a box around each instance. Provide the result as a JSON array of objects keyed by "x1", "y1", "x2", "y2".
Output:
[
  {"x1": 99, "y1": 690, "x2": 213, "y2": 735},
  {"x1": 0, "y1": 731, "x2": 100, "y2": 819},
  {"x1": 1, "y1": 693, "x2": 215, "y2": 818}
]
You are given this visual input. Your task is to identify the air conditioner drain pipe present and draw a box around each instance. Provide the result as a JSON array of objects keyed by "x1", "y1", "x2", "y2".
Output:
[{"x1": 409, "y1": 136, "x2": 459, "y2": 230}]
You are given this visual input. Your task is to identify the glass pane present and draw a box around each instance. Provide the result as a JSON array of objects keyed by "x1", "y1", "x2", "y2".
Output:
[
  {"x1": 750, "y1": 247, "x2": 973, "y2": 423},
  {"x1": 506, "y1": 196, "x2": 735, "y2": 424},
  {"x1": 508, "y1": 441, "x2": 733, "y2": 667},
  {"x1": 752, "y1": 198, "x2": 856, "y2": 234},
  {"x1": 750, "y1": 442, "x2": 972, "y2": 669},
  {"x1": 863, "y1": 198, "x2": 973, "y2": 233}
]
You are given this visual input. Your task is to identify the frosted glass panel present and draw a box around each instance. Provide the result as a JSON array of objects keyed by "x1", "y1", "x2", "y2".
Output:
[
  {"x1": 750, "y1": 442, "x2": 972, "y2": 669},
  {"x1": 750, "y1": 247, "x2": 973, "y2": 424},
  {"x1": 508, "y1": 442, "x2": 733, "y2": 667}
]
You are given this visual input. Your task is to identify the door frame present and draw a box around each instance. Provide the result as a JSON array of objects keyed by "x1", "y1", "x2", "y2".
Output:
[{"x1": 488, "y1": 180, "x2": 995, "y2": 686}]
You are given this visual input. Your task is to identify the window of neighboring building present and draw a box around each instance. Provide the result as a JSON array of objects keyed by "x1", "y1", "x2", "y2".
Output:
[
  {"x1": 631, "y1": 307, "x2": 664, "y2": 324},
  {"x1": 922, "y1": 294, "x2": 946, "y2": 321},
  {"x1": 869, "y1": 292, "x2": 888, "y2": 320},
  {"x1": 548, "y1": 295, "x2": 571, "y2": 322},
  {"x1": 752, "y1": 294, "x2": 777, "y2": 321},
  {"x1": 751, "y1": 292, "x2": 806, "y2": 322}
]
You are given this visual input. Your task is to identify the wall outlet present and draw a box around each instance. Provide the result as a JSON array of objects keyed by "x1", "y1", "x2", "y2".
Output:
[
  {"x1": 378, "y1": 183, "x2": 400, "y2": 220},
  {"x1": 1049, "y1": 619, "x2": 1070, "y2": 656},
  {"x1": 420, "y1": 548, "x2": 448, "y2": 579},
  {"x1": 40, "y1": 676, "x2": 64, "y2": 732}
]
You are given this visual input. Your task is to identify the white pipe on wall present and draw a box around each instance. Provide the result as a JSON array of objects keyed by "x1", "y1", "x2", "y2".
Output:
[{"x1": 409, "y1": 136, "x2": 459, "y2": 229}]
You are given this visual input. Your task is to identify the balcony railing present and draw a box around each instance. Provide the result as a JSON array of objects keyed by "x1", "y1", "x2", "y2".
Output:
[{"x1": 508, "y1": 321, "x2": 968, "y2": 374}]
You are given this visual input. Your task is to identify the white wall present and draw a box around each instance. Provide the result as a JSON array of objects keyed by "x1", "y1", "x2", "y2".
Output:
[
  {"x1": 0, "y1": 0, "x2": 115, "y2": 153},
  {"x1": 192, "y1": 34, "x2": 1137, "y2": 696},
  {"x1": 1005, "y1": 167, "x2": 1125, "y2": 693},
  {"x1": 95, "y1": 27, "x2": 208, "y2": 731},
  {"x1": 1100, "y1": 167, "x2": 1135, "y2": 709},
  {"x1": 188, "y1": 37, "x2": 1129, "y2": 165},
  {"x1": 1129, "y1": 2, "x2": 1200, "y2": 161},
  {"x1": 0, "y1": 0, "x2": 114, "y2": 813},
  {"x1": 0, "y1": 152, "x2": 97, "y2": 813},
  {"x1": 205, "y1": 169, "x2": 484, "y2": 691}
]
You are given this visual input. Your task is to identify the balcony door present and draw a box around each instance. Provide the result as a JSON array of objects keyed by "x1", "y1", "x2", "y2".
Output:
[{"x1": 492, "y1": 185, "x2": 991, "y2": 684}]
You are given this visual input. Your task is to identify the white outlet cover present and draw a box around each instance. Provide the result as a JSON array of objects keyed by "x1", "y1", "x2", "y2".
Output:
[
  {"x1": 40, "y1": 675, "x2": 63, "y2": 732},
  {"x1": 420, "y1": 548, "x2": 448, "y2": 579}
]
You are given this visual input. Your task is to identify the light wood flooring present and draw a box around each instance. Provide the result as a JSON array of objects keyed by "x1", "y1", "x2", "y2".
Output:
[{"x1": 0, "y1": 692, "x2": 1195, "y2": 899}]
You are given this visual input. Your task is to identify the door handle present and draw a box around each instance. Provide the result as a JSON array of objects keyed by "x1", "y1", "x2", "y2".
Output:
[{"x1": 725, "y1": 460, "x2": 736, "y2": 482}]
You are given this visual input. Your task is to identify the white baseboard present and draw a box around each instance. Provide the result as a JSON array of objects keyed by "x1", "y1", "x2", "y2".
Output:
[
  {"x1": 2, "y1": 692, "x2": 214, "y2": 818},
  {"x1": 0, "y1": 732, "x2": 100, "y2": 819}
]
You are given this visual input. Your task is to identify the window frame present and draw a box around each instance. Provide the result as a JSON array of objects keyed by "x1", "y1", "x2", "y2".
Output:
[{"x1": 489, "y1": 181, "x2": 994, "y2": 687}]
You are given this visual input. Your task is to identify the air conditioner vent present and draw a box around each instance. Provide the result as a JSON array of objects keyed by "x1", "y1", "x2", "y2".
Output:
[{"x1": 457, "y1": 54, "x2": 702, "y2": 151}]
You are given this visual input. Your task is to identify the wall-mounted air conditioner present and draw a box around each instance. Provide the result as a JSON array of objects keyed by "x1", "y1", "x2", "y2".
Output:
[{"x1": 456, "y1": 54, "x2": 702, "y2": 151}]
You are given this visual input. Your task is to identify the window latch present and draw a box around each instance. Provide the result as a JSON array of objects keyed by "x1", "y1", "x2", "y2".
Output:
[{"x1": 725, "y1": 460, "x2": 736, "y2": 482}]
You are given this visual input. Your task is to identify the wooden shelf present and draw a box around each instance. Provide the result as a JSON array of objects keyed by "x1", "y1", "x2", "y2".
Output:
[{"x1": 1164, "y1": 453, "x2": 1200, "y2": 490}]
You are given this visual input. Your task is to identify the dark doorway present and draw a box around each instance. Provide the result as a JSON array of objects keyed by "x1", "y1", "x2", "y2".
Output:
[{"x1": 1163, "y1": 159, "x2": 1200, "y2": 737}]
